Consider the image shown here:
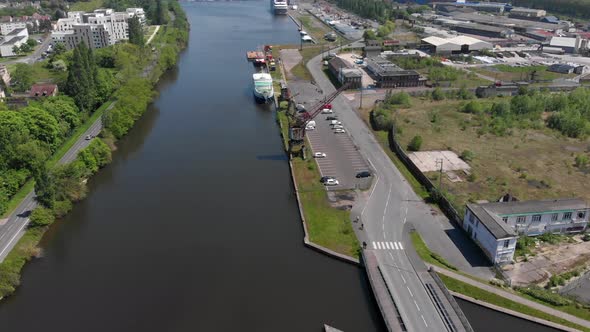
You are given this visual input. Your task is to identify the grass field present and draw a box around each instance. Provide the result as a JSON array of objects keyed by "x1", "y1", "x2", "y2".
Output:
[
  {"x1": 392, "y1": 97, "x2": 590, "y2": 212},
  {"x1": 440, "y1": 274, "x2": 590, "y2": 332},
  {"x1": 68, "y1": 0, "x2": 104, "y2": 12},
  {"x1": 471, "y1": 65, "x2": 576, "y2": 83},
  {"x1": 410, "y1": 231, "x2": 458, "y2": 270}
]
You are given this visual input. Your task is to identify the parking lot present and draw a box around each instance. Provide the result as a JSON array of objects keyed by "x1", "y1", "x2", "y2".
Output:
[{"x1": 305, "y1": 109, "x2": 371, "y2": 191}]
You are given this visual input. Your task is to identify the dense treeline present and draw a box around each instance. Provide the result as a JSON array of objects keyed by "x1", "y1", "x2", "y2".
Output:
[
  {"x1": 512, "y1": 0, "x2": 590, "y2": 19},
  {"x1": 331, "y1": 0, "x2": 428, "y2": 22},
  {"x1": 0, "y1": 97, "x2": 81, "y2": 214},
  {"x1": 458, "y1": 87, "x2": 590, "y2": 138}
]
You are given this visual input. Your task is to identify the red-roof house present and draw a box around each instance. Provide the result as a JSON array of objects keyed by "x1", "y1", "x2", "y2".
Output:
[{"x1": 29, "y1": 83, "x2": 58, "y2": 97}]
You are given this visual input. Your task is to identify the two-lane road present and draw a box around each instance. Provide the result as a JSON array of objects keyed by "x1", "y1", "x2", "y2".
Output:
[
  {"x1": 307, "y1": 49, "x2": 448, "y2": 331},
  {"x1": 0, "y1": 117, "x2": 104, "y2": 263}
]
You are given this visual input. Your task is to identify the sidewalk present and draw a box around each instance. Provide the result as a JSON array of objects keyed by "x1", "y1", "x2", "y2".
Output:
[{"x1": 434, "y1": 265, "x2": 590, "y2": 329}]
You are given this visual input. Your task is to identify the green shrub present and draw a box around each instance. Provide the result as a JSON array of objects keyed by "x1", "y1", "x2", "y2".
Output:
[
  {"x1": 371, "y1": 107, "x2": 393, "y2": 131},
  {"x1": 386, "y1": 91, "x2": 411, "y2": 107},
  {"x1": 29, "y1": 207, "x2": 55, "y2": 227},
  {"x1": 53, "y1": 200, "x2": 73, "y2": 218},
  {"x1": 460, "y1": 150, "x2": 475, "y2": 162},
  {"x1": 519, "y1": 286, "x2": 572, "y2": 306},
  {"x1": 407, "y1": 135, "x2": 423, "y2": 151}
]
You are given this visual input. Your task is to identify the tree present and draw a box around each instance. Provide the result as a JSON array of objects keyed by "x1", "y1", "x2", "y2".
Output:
[
  {"x1": 128, "y1": 16, "x2": 144, "y2": 46},
  {"x1": 407, "y1": 135, "x2": 423, "y2": 151},
  {"x1": 39, "y1": 19, "x2": 52, "y2": 32},
  {"x1": 29, "y1": 207, "x2": 55, "y2": 227},
  {"x1": 34, "y1": 166, "x2": 56, "y2": 208},
  {"x1": 65, "y1": 43, "x2": 97, "y2": 111},
  {"x1": 490, "y1": 101, "x2": 511, "y2": 117},
  {"x1": 155, "y1": 0, "x2": 168, "y2": 25},
  {"x1": 363, "y1": 29, "x2": 376, "y2": 41},
  {"x1": 26, "y1": 39, "x2": 37, "y2": 47},
  {"x1": 386, "y1": 91, "x2": 411, "y2": 107},
  {"x1": 12, "y1": 63, "x2": 33, "y2": 92},
  {"x1": 460, "y1": 150, "x2": 475, "y2": 162},
  {"x1": 18, "y1": 43, "x2": 32, "y2": 53},
  {"x1": 575, "y1": 154, "x2": 589, "y2": 169},
  {"x1": 462, "y1": 100, "x2": 483, "y2": 114},
  {"x1": 11, "y1": 45, "x2": 20, "y2": 55},
  {"x1": 371, "y1": 107, "x2": 393, "y2": 131},
  {"x1": 21, "y1": 106, "x2": 61, "y2": 150}
]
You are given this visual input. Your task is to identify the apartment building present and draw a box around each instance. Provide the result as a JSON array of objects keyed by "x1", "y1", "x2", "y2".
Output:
[
  {"x1": 0, "y1": 21, "x2": 27, "y2": 35},
  {"x1": 464, "y1": 198, "x2": 589, "y2": 264},
  {"x1": 87, "y1": 11, "x2": 129, "y2": 44},
  {"x1": 126, "y1": 8, "x2": 146, "y2": 25},
  {"x1": 62, "y1": 24, "x2": 110, "y2": 50}
]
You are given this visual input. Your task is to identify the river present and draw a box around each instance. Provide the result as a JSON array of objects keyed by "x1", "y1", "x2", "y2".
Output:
[{"x1": 0, "y1": 2, "x2": 562, "y2": 332}]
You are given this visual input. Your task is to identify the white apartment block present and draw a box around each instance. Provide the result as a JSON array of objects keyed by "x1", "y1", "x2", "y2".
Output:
[
  {"x1": 56, "y1": 17, "x2": 79, "y2": 32},
  {"x1": 0, "y1": 28, "x2": 28, "y2": 57},
  {"x1": 126, "y1": 8, "x2": 146, "y2": 25},
  {"x1": 63, "y1": 24, "x2": 110, "y2": 50},
  {"x1": 0, "y1": 21, "x2": 27, "y2": 35},
  {"x1": 87, "y1": 12, "x2": 129, "y2": 44},
  {"x1": 67, "y1": 11, "x2": 85, "y2": 21},
  {"x1": 464, "y1": 198, "x2": 590, "y2": 265}
]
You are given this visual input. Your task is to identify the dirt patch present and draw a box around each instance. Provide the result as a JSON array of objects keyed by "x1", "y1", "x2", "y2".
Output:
[
  {"x1": 327, "y1": 190, "x2": 356, "y2": 210},
  {"x1": 505, "y1": 237, "x2": 590, "y2": 287},
  {"x1": 280, "y1": 49, "x2": 303, "y2": 80}
]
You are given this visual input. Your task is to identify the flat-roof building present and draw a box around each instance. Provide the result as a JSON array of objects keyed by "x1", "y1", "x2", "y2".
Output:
[
  {"x1": 327, "y1": 57, "x2": 362, "y2": 89},
  {"x1": 464, "y1": 198, "x2": 589, "y2": 264},
  {"x1": 422, "y1": 35, "x2": 493, "y2": 54},
  {"x1": 451, "y1": 22, "x2": 514, "y2": 38},
  {"x1": 508, "y1": 7, "x2": 546, "y2": 19},
  {"x1": 365, "y1": 57, "x2": 424, "y2": 88}
]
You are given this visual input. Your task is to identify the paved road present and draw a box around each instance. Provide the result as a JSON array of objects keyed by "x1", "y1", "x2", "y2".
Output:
[
  {"x1": 306, "y1": 48, "x2": 449, "y2": 331},
  {"x1": 0, "y1": 113, "x2": 105, "y2": 263}
]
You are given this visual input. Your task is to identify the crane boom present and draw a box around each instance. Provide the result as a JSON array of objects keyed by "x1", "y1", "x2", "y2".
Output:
[{"x1": 302, "y1": 83, "x2": 350, "y2": 123}]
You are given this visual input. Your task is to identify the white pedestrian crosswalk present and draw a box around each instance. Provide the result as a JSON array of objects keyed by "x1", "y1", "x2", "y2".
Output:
[{"x1": 372, "y1": 241, "x2": 404, "y2": 250}]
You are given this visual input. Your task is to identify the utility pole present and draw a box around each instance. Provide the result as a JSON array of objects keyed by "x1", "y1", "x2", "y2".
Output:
[
  {"x1": 436, "y1": 158, "x2": 444, "y2": 192},
  {"x1": 359, "y1": 85, "x2": 363, "y2": 109}
]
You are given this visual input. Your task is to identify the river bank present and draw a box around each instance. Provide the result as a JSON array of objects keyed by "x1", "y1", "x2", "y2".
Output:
[{"x1": 0, "y1": 2, "x2": 190, "y2": 301}]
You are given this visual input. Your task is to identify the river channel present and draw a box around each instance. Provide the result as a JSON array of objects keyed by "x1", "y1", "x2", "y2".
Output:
[{"x1": 0, "y1": 2, "x2": 562, "y2": 332}]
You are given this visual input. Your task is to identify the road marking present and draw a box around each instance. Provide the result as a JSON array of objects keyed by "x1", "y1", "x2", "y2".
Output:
[
  {"x1": 361, "y1": 174, "x2": 379, "y2": 217},
  {"x1": 384, "y1": 242, "x2": 391, "y2": 249},
  {"x1": 407, "y1": 286, "x2": 414, "y2": 298},
  {"x1": 398, "y1": 242, "x2": 404, "y2": 250},
  {"x1": 376, "y1": 242, "x2": 381, "y2": 249},
  {"x1": 393, "y1": 242, "x2": 399, "y2": 250},
  {"x1": 403, "y1": 216, "x2": 407, "y2": 224},
  {"x1": 414, "y1": 300, "x2": 421, "y2": 311},
  {"x1": 372, "y1": 241, "x2": 376, "y2": 249},
  {"x1": 400, "y1": 274, "x2": 406, "y2": 284},
  {"x1": 421, "y1": 315, "x2": 428, "y2": 327}
]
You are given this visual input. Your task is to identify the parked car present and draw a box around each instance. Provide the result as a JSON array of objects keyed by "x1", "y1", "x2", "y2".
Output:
[
  {"x1": 305, "y1": 125, "x2": 315, "y2": 131},
  {"x1": 356, "y1": 171, "x2": 371, "y2": 178},
  {"x1": 354, "y1": 59, "x2": 364, "y2": 65},
  {"x1": 326, "y1": 116, "x2": 338, "y2": 120},
  {"x1": 314, "y1": 152, "x2": 327, "y2": 158},
  {"x1": 334, "y1": 128, "x2": 346, "y2": 133},
  {"x1": 332, "y1": 124, "x2": 344, "y2": 129},
  {"x1": 330, "y1": 120, "x2": 341, "y2": 125},
  {"x1": 323, "y1": 103, "x2": 332, "y2": 109},
  {"x1": 324, "y1": 178, "x2": 339, "y2": 186},
  {"x1": 320, "y1": 176, "x2": 335, "y2": 183},
  {"x1": 321, "y1": 108, "x2": 333, "y2": 114}
]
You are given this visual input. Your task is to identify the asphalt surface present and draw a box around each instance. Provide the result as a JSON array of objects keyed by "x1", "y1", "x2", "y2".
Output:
[
  {"x1": 306, "y1": 114, "x2": 370, "y2": 190},
  {"x1": 0, "y1": 115, "x2": 105, "y2": 263},
  {"x1": 307, "y1": 48, "x2": 449, "y2": 331}
]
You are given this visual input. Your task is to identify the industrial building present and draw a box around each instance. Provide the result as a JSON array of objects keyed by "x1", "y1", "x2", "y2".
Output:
[
  {"x1": 433, "y1": 2, "x2": 507, "y2": 14},
  {"x1": 464, "y1": 198, "x2": 589, "y2": 264},
  {"x1": 365, "y1": 57, "x2": 424, "y2": 88},
  {"x1": 422, "y1": 35, "x2": 492, "y2": 54},
  {"x1": 451, "y1": 22, "x2": 514, "y2": 38},
  {"x1": 508, "y1": 7, "x2": 546, "y2": 19},
  {"x1": 328, "y1": 57, "x2": 362, "y2": 89},
  {"x1": 546, "y1": 36, "x2": 589, "y2": 54},
  {"x1": 446, "y1": 12, "x2": 566, "y2": 32}
]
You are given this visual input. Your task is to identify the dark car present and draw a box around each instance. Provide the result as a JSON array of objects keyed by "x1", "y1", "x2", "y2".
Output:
[
  {"x1": 320, "y1": 176, "x2": 335, "y2": 183},
  {"x1": 326, "y1": 116, "x2": 338, "y2": 120},
  {"x1": 356, "y1": 171, "x2": 371, "y2": 178}
]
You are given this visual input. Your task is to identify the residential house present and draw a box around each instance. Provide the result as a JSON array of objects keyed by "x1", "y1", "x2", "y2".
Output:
[
  {"x1": 464, "y1": 198, "x2": 590, "y2": 264},
  {"x1": 29, "y1": 83, "x2": 58, "y2": 97}
]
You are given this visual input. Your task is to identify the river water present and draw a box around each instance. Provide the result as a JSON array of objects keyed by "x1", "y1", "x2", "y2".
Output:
[{"x1": 0, "y1": 2, "x2": 562, "y2": 332}]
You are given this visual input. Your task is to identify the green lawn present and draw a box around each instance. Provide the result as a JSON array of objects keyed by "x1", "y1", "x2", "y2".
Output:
[
  {"x1": 68, "y1": 0, "x2": 105, "y2": 11},
  {"x1": 440, "y1": 274, "x2": 590, "y2": 332},
  {"x1": 410, "y1": 231, "x2": 458, "y2": 270},
  {"x1": 0, "y1": 227, "x2": 45, "y2": 298}
]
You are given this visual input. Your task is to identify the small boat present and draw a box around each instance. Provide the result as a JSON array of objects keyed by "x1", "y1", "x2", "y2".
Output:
[{"x1": 253, "y1": 73, "x2": 274, "y2": 103}]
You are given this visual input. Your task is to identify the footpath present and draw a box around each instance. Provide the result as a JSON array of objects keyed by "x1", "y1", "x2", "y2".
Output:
[{"x1": 434, "y1": 265, "x2": 590, "y2": 330}]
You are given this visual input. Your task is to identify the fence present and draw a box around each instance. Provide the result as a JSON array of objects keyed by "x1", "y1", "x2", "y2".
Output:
[{"x1": 387, "y1": 126, "x2": 465, "y2": 229}]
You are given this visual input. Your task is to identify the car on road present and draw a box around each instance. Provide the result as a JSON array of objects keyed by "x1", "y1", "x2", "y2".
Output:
[
  {"x1": 305, "y1": 125, "x2": 315, "y2": 131},
  {"x1": 354, "y1": 59, "x2": 364, "y2": 65},
  {"x1": 326, "y1": 116, "x2": 338, "y2": 120},
  {"x1": 334, "y1": 128, "x2": 346, "y2": 133},
  {"x1": 324, "y1": 178, "x2": 339, "y2": 186},
  {"x1": 330, "y1": 120, "x2": 341, "y2": 125},
  {"x1": 323, "y1": 103, "x2": 332, "y2": 109},
  {"x1": 314, "y1": 152, "x2": 326, "y2": 158},
  {"x1": 332, "y1": 124, "x2": 344, "y2": 129},
  {"x1": 320, "y1": 176, "x2": 335, "y2": 183},
  {"x1": 85, "y1": 135, "x2": 93, "y2": 140},
  {"x1": 321, "y1": 108, "x2": 333, "y2": 114},
  {"x1": 356, "y1": 171, "x2": 371, "y2": 178}
]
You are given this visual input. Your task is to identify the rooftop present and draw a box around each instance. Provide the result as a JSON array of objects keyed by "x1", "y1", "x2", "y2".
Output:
[
  {"x1": 366, "y1": 57, "x2": 419, "y2": 76},
  {"x1": 468, "y1": 198, "x2": 589, "y2": 239},
  {"x1": 550, "y1": 36, "x2": 579, "y2": 48},
  {"x1": 29, "y1": 83, "x2": 58, "y2": 97},
  {"x1": 6, "y1": 27, "x2": 25, "y2": 36}
]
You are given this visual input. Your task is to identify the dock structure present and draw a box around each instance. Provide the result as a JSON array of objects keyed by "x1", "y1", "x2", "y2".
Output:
[{"x1": 246, "y1": 51, "x2": 264, "y2": 61}]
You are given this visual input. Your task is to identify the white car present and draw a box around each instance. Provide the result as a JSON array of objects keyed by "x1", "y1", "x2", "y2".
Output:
[
  {"x1": 332, "y1": 125, "x2": 344, "y2": 129},
  {"x1": 325, "y1": 178, "x2": 339, "y2": 186},
  {"x1": 305, "y1": 125, "x2": 315, "y2": 131},
  {"x1": 334, "y1": 128, "x2": 346, "y2": 134},
  {"x1": 330, "y1": 120, "x2": 341, "y2": 125},
  {"x1": 314, "y1": 152, "x2": 327, "y2": 158},
  {"x1": 321, "y1": 108, "x2": 333, "y2": 114}
]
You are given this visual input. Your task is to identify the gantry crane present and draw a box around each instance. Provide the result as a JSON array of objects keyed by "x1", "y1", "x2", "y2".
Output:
[{"x1": 286, "y1": 83, "x2": 349, "y2": 158}]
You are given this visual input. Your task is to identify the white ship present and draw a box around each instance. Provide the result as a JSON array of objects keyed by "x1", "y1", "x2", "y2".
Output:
[
  {"x1": 272, "y1": 0, "x2": 288, "y2": 15},
  {"x1": 253, "y1": 73, "x2": 274, "y2": 102}
]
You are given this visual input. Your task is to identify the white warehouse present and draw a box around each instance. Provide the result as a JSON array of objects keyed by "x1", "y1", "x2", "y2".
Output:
[
  {"x1": 464, "y1": 198, "x2": 590, "y2": 264},
  {"x1": 422, "y1": 35, "x2": 493, "y2": 54}
]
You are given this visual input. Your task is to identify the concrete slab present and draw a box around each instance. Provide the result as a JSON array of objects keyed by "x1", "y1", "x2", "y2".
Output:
[{"x1": 408, "y1": 150, "x2": 470, "y2": 173}]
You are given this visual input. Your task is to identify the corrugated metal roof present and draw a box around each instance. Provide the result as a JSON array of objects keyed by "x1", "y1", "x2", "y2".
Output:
[
  {"x1": 550, "y1": 36, "x2": 578, "y2": 48},
  {"x1": 422, "y1": 36, "x2": 448, "y2": 46}
]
